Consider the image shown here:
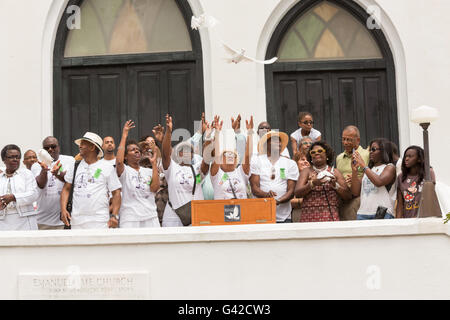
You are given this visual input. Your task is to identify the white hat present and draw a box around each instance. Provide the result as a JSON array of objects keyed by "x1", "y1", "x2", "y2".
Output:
[{"x1": 74, "y1": 132, "x2": 104, "y2": 158}]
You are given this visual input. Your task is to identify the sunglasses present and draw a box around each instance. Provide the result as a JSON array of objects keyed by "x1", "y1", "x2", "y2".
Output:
[
  {"x1": 44, "y1": 144, "x2": 58, "y2": 150},
  {"x1": 309, "y1": 148, "x2": 325, "y2": 156},
  {"x1": 370, "y1": 147, "x2": 381, "y2": 152},
  {"x1": 301, "y1": 141, "x2": 312, "y2": 146},
  {"x1": 301, "y1": 121, "x2": 314, "y2": 125}
]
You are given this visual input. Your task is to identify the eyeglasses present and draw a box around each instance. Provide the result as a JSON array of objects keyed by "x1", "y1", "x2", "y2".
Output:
[
  {"x1": 370, "y1": 147, "x2": 381, "y2": 152},
  {"x1": 43, "y1": 144, "x2": 58, "y2": 150},
  {"x1": 6, "y1": 155, "x2": 21, "y2": 160},
  {"x1": 309, "y1": 148, "x2": 325, "y2": 156},
  {"x1": 341, "y1": 137, "x2": 355, "y2": 143},
  {"x1": 301, "y1": 141, "x2": 312, "y2": 146},
  {"x1": 24, "y1": 156, "x2": 37, "y2": 160},
  {"x1": 301, "y1": 121, "x2": 314, "y2": 125}
]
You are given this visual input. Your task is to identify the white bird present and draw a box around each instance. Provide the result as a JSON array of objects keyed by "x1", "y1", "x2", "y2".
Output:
[
  {"x1": 191, "y1": 14, "x2": 219, "y2": 30},
  {"x1": 37, "y1": 149, "x2": 54, "y2": 167},
  {"x1": 222, "y1": 42, "x2": 278, "y2": 65}
]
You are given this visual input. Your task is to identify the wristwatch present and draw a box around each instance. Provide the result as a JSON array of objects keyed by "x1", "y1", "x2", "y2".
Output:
[{"x1": 110, "y1": 214, "x2": 119, "y2": 221}]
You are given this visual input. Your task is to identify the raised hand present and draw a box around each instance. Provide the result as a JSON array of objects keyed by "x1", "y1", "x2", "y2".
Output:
[
  {"x1": 152, "y1": 124, "x2": 164, "y2": 142},
  {"x1": 231, "y1": 114, "x2": 241, "y2": 132},
  {"x1": 214, "y1": 115, "x2": 223, "y2": 131},
  {"x1": 123, "y1": 120, "x2": 135, "y2": 135},
  {"x1": 165, "y1": 114, "x2": 173, "y2": 132},
  {"x1": 352, "y1": 151, "x2": 365, "y2": 169},
  {"x1": 245, "y1": 116, "x2": 254, "y2": 130}
]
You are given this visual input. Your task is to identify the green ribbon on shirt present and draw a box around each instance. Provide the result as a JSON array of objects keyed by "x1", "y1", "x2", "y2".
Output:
[
  {"x1": 93, "y1": 168, "x2": 102, "y2": 179},
  {"x1": 196, "y1": 174, "x2": 202, "y2": 184},
  {"x1": 280, "y1": 168, "x2": 286, "y2": 179}
]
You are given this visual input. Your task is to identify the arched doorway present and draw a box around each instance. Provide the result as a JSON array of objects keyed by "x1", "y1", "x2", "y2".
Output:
[
  {"x1": 265, "y1": 0, "x2": 398, "y2": 155},
  {"x1": 53, "y1": 0, "x2": 204, "y2": 155}
]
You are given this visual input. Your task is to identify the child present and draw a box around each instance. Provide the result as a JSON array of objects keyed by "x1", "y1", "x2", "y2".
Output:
[
  {"x1": 290, "y1": 112, "x2": 321, "y2": 156},
  {"x1": 396, "y1": 146, "x2": 436, "y2": 218}
]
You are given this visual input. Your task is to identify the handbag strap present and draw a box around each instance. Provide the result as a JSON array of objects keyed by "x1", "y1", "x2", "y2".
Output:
[
  {"x1": 68, "y1": 160, "x2": 81, "y2": 205},
  {"x1": 228, "y1": 175, "x2": 238, "y2": 199},
  {"x1": 189, "y1": 164, "x2": 197, "y2": 196}
]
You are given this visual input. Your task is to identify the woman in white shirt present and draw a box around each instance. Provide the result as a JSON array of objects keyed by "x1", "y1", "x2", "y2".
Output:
[
  {"x1": 116, "y1": 121, "x2": 160, "y2": 228},
  {"x1": 161, "y1": 114, "x2": 210, "y2": 226},
  {"x1": 0, "y1": 144, "x2": 39, "y2": 231},
  {"x1": 351, "y1": 138, "x2": 396, "y2": 220},
  {"x1": 210, "y1": 115, "x2": 253, "y2": 200}
]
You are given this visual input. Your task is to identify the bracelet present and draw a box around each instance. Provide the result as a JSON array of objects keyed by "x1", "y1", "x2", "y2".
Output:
[
  {"x1": 363, "y1": 166, "x2": 369, "y2": 173},
  {"x1": 110, "y1": 214, "x2": 119, "y2": 220}
]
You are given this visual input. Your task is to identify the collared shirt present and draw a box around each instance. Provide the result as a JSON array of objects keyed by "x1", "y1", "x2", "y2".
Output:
[
  {"x1": 0, "y1": 168, "x2": 38, "y2": 218},
  {"x1": 336, "y1": 145, "x2": 370, "y2": 181},
  {"x1": 250, "y1": 154, "x2": 299, "y2": 222}
]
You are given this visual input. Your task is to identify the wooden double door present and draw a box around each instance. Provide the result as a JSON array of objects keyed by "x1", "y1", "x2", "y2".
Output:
[
  {"x1": 272, "y1": 69, "x2": 398, "y2": 156},
  {"x1": 59, "y1": 62, "x2": 202, "y2": 155}
]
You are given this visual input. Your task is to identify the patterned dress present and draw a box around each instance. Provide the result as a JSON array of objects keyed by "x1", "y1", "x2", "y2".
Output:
[{"x1": 300, "y1": 167, "x2": 340, "y2": 222}]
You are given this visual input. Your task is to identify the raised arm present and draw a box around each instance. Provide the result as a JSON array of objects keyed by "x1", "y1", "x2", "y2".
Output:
[
  {"x1": 210, "y1": 115, "x2": 223, "y2": 177},
  {"x1": 116, "y1": 120, "x2": 135, "y2": 177},
  {"x1": 149, "y1": 152, "x2": 160, "y2": 193},
  {"x1": 162, "y1": 114, "x2": 173, "y2": 170},
  {"x1": 242, "y1": 116, "x2": 254, "y2": 175}
]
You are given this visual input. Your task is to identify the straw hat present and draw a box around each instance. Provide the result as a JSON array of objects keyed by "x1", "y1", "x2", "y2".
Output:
[
  {"x1": 258, "y1": 131, "x2": 289, "y2": 155},
  {"x1": 74, "y1": 132, "x2": 104, "y2": 158}
]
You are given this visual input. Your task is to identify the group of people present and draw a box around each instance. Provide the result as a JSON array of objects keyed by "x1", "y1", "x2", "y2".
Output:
[{"x1": 0, "y1": 111, "x2": 436, "y2": 231}]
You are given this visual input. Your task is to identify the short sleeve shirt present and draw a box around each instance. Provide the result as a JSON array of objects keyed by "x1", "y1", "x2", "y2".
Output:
[
  {"x1": 164, "y1": 159, "x2": 204, "y2": 209},
  {"x1": 118, "y1": 165, "x2": 158, "y2": 223},
  {"x1": 250, "y1": 155, "x2": 299, "y2": 221},
  {"x1": 290, "y1": 128, "x2": 321, "y2": 145},
  {"x1": 211, "y1": 166, "x2": 249, "y2": 200},
  {"x1": 31, "y1": 154, "x2": 75, "y2": 226},
  {"x1": 65, "y1": 159, "x2": 122, "y2": 226}
]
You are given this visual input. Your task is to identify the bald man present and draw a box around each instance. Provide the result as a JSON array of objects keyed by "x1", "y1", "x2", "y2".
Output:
[
  {"x1": 102, "y1": 136, "x2": 116, "y2": 166},
  {"x1": 31, "y1": 136, "x2": 75, "y2": 230},
  {"x1": 23, "y1": 150, "x2": 37, "y2": 170},
  {"x1": 336, "y1": 125, "x2": 370, "y2": 220}
]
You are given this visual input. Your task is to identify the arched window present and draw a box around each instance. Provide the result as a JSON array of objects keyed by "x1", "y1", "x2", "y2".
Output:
[
  {"x1": 265, "y1": 0, "x2": 398, "y2": 155},
  {"x1": 54, "y1": 0, "x2": 204, "y2": 155}
]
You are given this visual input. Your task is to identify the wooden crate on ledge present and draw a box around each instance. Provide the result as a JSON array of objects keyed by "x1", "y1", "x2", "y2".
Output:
[{"x1": 191, "y1": 198, "x2": 276, "y2": 226}]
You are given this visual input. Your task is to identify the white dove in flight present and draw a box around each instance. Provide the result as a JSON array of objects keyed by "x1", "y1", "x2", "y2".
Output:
[
  {"x1": 222, "y1": 42, "x2": 278, "y2": 65},
  {"x1": 191, "y1": 14, "x2": 219, "y2": 30}
]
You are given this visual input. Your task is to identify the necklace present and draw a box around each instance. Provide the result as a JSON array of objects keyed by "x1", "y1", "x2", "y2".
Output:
[{"x1": 312, "y1": 165, "x2": 328, "y2": 172}]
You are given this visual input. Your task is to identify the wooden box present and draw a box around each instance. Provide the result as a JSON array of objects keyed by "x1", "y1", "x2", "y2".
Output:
[{"x1": 191, "y1": 198, "x2": 276, "y2": 226}]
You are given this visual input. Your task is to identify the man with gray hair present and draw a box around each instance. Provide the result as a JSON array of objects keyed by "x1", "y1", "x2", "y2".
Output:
[
  {"x1": 336, "y1": 125, "x2": 369, "y2": 220},
  {"x1": 31, "y1": 136, "x2": 75, "y2": 230}
]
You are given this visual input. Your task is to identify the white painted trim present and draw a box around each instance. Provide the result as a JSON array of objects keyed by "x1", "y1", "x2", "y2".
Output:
[
  {"x1": 255, "y1": 0, "x2": 410, "y2": 149},
  {"x1": 0, "y1": 218, "x2": 446, "y2": 247}
]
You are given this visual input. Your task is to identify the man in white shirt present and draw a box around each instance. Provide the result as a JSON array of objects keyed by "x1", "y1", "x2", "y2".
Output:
[
  {"x1": 31, "y1": 136, "x2": 75, "y2": 230},
  {"x1": 250, "y1": 131, "x2": 299, "y2": 223},
  {"x1": 252, "y1": 121, "x2": 290, "y2": 159},
  {"x1": 0, "y1": 144, "x2": 39, "y2": 230},
  {"x1": 60, "y1": 132, "x2": 122, "y2": 229},
  {"x1": 102, "y1": 136, "x2": 116, "y2": 166}
]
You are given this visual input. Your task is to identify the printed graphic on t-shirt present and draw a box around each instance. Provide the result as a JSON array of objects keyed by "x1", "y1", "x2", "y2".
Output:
[
  {"x1": 403, "y1": 179, "x2": 422, "y2": 211},
  {"x1": 175, "y1": 170, "x2": 194, "y2": 191},
  {"x1": 130, "y1": 173, "x2": 152, "y2": 199}
]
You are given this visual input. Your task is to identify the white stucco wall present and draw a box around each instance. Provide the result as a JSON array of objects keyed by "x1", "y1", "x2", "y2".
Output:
[
  {"x1": 0, "y1": 0, "x2": 449, "y2": 186},
  {"x1": 0, "y1": 219, "x2": 448, "y2": 299}
]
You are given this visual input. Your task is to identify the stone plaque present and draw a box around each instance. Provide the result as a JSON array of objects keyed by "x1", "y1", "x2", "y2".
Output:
[{"x1": 18, "y1": 270, "x2": 149, "y2": 300}]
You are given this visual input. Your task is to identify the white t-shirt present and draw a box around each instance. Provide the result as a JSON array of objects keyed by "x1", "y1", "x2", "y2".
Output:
[
  {"x1": 250, "y1": 155, "x2": 299, "y2": 222},
  {"x1": 211, "y1": 166, "x2": 249, "y2": 200},
  {"x1": 164, "y1": 159, "x2": 204, "y2": 209},
  {"x1": 31, "y1": 155, "x2": 75, "y2": 226},
  {"x1": 358, "y1": 164, "x2": 395, "y2": 216},
  {"x1": 100, "y1": 158, "x2": 116, "y2": 167},
  {"x1": 290, "y1": 127, "x2": 321, "y2": 146},
  {"x1": 65, "y1": 159, "x2": 122, "y2": 226},
  {"x1": 118, "y1": 165, "x2": 158, "y2": 223}
]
